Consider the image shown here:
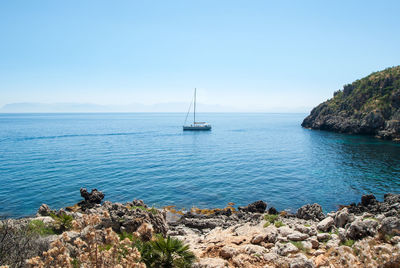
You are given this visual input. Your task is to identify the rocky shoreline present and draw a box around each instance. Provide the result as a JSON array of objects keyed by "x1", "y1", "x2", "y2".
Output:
[{"x1": 1, "y1": 189, "x2": 400, "y2": 267}]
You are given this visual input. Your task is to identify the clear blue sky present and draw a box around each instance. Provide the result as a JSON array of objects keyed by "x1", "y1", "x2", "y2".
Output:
[{"x1": 1, "y1": 0, "x2": 399, "y2": 111}]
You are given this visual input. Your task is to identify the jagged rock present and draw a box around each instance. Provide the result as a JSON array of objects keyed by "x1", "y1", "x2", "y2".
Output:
[
  {"x1": 220, "y1": 246, "x2": 237, "y2": 259},
  {"x1": 312, "y1": 249, "x2": 326, "y2": 256},
  {"x1": 178, "y1": 217, "x2": 220, "y2": 230},
  {"x1": 325, "y1": 234, "x2": 340, "y2": 249},
  {"x1": 99, "y1": 201, "x2": 168, "y2": 235},
  {"x1": 290, "y1": 254, "x2": 315, "y2": 268},
  {"x1": 379, "y1": 216, "x2": 400, "y2": 237},
  {"x1": 275, "y1": 242, "x2": 299, "y2": 256},
  {"x1": 346, "y1": 219, "x2": 379, "y2": 240},
  {"x1": 334, "y1": 208, "x2": 351, "y2": 228},
  {"x1": 391, "y1": 236, "x2": 400, "y2": 244},
  {"x1": 37, "y1": 204, "x2": 52, "y2": 216},
  {"x1": 314, "y1": 254, "x2": 329, "y2": 267},
  {"x1": 287, "y1": 231, "x2": 309, "y2": 241},
  {"x1": 193, "y1": 258, "x2": 227, "y2": 268},
  {"x1": 317, "y1": 216, "x2": 334, "y2": 232},
  {"x1": 294, "y1": 224, "x2": 308, "y2": 234},
  {"x1": 317, "y1": 233, "x2": 331, "y2": 242},
  {"x1": 301, "y1": 240, "x2": 313, "y2": 250},
  {"x1": 309, "y1": 238, "x2": 319, "y2": 249},
  {"x1": 231, "y1": 254, "x2": 250, "y2": 267},
  {"x1": 306, "y1": 227, "x2": 318, "y2": 236},
  {"x1": 131, "y1": 199, "x2": 146, "y2": 208},
  {"x1": 242, "y1": 244, "x2": 267, "y2": 255},
  {"x1": 361, "y1": 194, "x2": 377, "y2": 207},
  {"x1": 265, "y1": 229, "x2": 278, "y2": 243},
  {"x1": 268, "y1": 207, "x2": 279, "y2": 215},
  {"x1": 296, "y1": 204, "x2": 325, "y2": 221},
  {"x1": 278, "y1": 226, "x2": 294, "y2": 237},
  {"x1": 251, "y1": 234, "x2": 265, "y2": 244},
  {"x1": 78, "y1": 188, "x2": 105, "y2": 210},
  {"x1": 384, "y1": 193, "x2": 400, "y2": 205},
  {"x1": 238, "y1": 200, "x2": 267, "y2": 213},
  {"x1": 213, "y1": 208, "x2": 232, "y2": 217},
  {"x1": 384, "y1": 209, "x2": 398, "y2": 217},
  {"x1": 263, "y1": 252, "x2": 279, "y2": 262},
  {"x1": 337, "y1": 227, "x2": 346, "y2": 242}
]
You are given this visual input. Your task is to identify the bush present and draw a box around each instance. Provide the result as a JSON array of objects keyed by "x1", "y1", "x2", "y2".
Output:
[
  {"x1": 138, "y1": 234, "x2": 196, "y2": 268},
  {"x1": 131, "y1": 206, "x2": 158, "y2": 215},
  {"x1": 50, "y1": 212, "x2": 74, "y2": 233},
  {"x1": 26, "y1": 213, "x2": 196, "y2": 268},
  {"x1": 274, "y1": 221, "x2": 284, "y2": 228},
  {"x1": 342, "y1": 239, "x2": 355, "y2": 247},
  {"x1": 0, "y1": 219, "x2": 49, "y2": 267},
  {"x1": 28, "y1": 220, "x2": 55, "y2": 236},
  {"x1": 27, "y1": 214, "x2": 145, "y2": 268},
  {"x1": 264, "y1": 214, "x2": 279, "y2": 224}
]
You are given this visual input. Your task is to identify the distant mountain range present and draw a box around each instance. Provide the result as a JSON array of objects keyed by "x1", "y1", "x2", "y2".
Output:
[{"x1": 0, "y1": 102, "x2": 310, "y2": 113}]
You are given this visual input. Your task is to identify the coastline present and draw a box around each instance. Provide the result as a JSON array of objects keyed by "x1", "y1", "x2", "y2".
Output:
[{"x1": 1, "y1": 189, "x2": 400, "y2": 267}]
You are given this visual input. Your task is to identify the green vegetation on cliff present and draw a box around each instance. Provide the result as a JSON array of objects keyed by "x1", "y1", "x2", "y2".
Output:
[{"x1": 302, "y1": 66, "x2": 400, "y2": 140}]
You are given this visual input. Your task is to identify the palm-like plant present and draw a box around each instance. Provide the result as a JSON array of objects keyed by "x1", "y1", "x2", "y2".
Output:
[{"x1": 138, "y1": 234, "x2": 196, "y2": 268}]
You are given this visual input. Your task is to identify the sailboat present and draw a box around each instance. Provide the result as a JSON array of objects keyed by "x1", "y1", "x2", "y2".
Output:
[{"x1": 183, "y1": 88, "x2": 212, "y2": 131}]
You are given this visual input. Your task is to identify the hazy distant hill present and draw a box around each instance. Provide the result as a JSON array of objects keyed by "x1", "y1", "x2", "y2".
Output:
[
  {"x1": 302, "y1": 66, "x2": 400, "y2": 140},
  {"x1": 0, "y1": 102, "x2": 239, "y2": 113},
  {"x1": 0, "y1": 102, "x2": 310, "y2": 113}
]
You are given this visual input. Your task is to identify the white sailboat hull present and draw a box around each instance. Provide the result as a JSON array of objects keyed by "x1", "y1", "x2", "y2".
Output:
[{"x1": 183, "y1": 124, "x2": 211, "y2": 131}]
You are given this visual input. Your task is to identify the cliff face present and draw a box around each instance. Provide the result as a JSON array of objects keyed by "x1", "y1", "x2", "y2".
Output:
[{"x1": 302, "y1": 66, "x2": 400, "y2": 141}]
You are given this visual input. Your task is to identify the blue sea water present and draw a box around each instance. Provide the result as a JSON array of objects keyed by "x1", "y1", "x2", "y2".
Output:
[{"x1": 0, "y1": 113, "x2": 400, "y2": 218}]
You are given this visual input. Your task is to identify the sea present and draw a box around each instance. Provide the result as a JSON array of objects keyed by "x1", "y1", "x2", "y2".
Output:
[{"x1": 0, "y1": 113, "x2": 399, "y2": 218}]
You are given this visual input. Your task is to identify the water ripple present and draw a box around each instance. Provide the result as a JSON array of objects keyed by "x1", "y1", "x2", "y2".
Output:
[{"x1": 0, "y1": 113, "x2": 400, "y2": 217}]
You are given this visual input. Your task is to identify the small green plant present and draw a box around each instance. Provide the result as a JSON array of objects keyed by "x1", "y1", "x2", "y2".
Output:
[
  {"x1": 50, "y1": 212, "x2": 74, "y2": 233},
  {"x1": 290, "y1": 241, "x2": 304, "y2": 250},
  {"x1": 383, "y1": 234, "x2": 394, "y2": 243},
  {"x1": 28, "y1": 220, "x2": 55, "y2": 236},
  {"x1": 341, "y1": 239, "x2": 355, "y2": 247},
  {"x1": 119, "y1": 231, "x2": 134, "y2": 241},
  {"x1": 131, "y1": 205, "x2": 158, "y2": 215},
  {"x1": 264, "y1": 214, "x2": 279, "y2": 223},
  {"x1": 304, "y1": 224, "x2": 311, "y2": 227},
  {"x1": 333, "y1": 230, "x2": 339, "y2": 236},
  {"x1": 148, "y1": 206, "x2": 159, "y2": 215},
  {"x1": 274, "y1": 221, "x2": 284, "y2": 228},
  {"x1": 290, "y1": 241, "x2": 309, "y2": 253},
  {"x1": 263, "y1": 222, "x2": 270, "y2": 228},
  {"x1": 98, "y1": 244, "x2": 113, "y2": 251},
  {"x1": 253, "y1": 253, "x2": 261, "y2": 258},
  {"x1": 71, "y1": 258, "x2": 80, "y2": 268}
]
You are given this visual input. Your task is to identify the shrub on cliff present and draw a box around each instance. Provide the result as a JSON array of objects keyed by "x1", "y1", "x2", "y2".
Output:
[
  {"x1": 49, "y1": 212, "x2": 74, "y2": 233},
  {"x1": 135, "y1": 234, "x2": 196, "y2": 268},
  {"x1": 0, "y1": 219, "x2": 48, "y2": 267},
  {"x1": 25, "y1": 213, "x2": 195, "y2": 268},
  {"x1": 27, "y1": 214, "x2": 145, "y2": 268}
]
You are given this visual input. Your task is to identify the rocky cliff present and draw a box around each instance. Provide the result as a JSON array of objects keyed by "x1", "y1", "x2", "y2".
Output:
[{"x1": 302, "y1": 66, "x2": 400, "y2": 140}]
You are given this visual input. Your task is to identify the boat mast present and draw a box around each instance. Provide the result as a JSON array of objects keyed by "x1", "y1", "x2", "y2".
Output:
[{"x1": 194, "y1": 88, "x2": 196, "y2": 124}]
